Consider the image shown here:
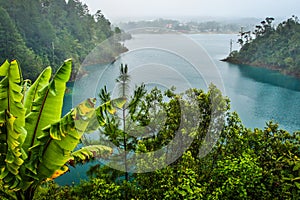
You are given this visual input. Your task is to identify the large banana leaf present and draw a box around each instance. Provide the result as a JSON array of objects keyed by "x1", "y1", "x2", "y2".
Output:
[
  {"x1": 23, "y1": 59, "x2": 71, "y2": 154},
  {"x1": 46, "y1": 145, "x2": 113, "y2": 181},
  {"x1": 0, "y1": 58, "x2": 126, "y2": 194},
  {"x1": 70, "y1": 145, "x2": 113, "y2": 165},
  {"x1": 0, "y1": 60, "x2": 27, "y2": 191},
  {"x1": 23, "y1": 67, "x2": 52, "y2": 116},
  {"x1": 36, "y1": 98, "x2": 97, "y2": 180},
  {"x1": 0, "y1": 60, "x2": 9, "y2": 76},
  {"x1": 35, "y1": 98, "x2": 125, "y2": 181},
  {"x1": 0, "y1": 60, "x2": 25, "y2": 127}
]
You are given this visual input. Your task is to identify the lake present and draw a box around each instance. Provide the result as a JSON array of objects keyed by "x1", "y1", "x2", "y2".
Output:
[{"x1": 56, "y1": 33, "x2": 300, "y2": 185}]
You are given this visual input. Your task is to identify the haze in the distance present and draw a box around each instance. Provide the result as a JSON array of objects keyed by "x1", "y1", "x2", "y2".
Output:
[{"x1": 80, "y1": 0, "x2": 300, "y2": 22}]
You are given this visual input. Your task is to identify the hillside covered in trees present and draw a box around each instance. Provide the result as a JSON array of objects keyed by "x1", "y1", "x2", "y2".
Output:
[
  {"x1": 0, "y1": 0, "x2": 127, "y2": 80},
  {"x1": 224, "y1": 16, "x2": 300, "y2": 78}
]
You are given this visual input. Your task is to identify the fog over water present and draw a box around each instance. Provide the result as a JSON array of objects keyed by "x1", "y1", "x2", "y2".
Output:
[{"x1": 80, "y1": 0, "x2": 300, "y2": 22}]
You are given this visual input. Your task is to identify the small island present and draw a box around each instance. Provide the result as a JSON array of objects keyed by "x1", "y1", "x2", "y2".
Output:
[{"x1": 223, "y1": 16, "x2": 300, "y2": 78}]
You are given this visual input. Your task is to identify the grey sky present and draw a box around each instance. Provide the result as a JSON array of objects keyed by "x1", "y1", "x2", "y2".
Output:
[{"x1": 81, "y1": 0, "x2": 300, "y2": 22}]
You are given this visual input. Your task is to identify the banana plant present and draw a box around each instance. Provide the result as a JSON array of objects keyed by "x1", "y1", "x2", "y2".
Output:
[{"x1": 0, "y1": 59, "x2": 125, "y2": 200}]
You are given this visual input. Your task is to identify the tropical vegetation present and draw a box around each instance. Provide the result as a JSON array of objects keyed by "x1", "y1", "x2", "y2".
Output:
[
  {"x1": 33, "y1": 65, "x2": 300, "y2": 200},
  {"x1": 0, "y1": 0, "x2": 128, "y2": 81},
  {"x1": 0, "y1": 1, "x2": 299, "y2": 199},
  {"x1": 224, "y1": 16, "x2": 300, "y2": 77},
  {"x1": 0, "y1": 59, "x2": 125, "y2": 200}
]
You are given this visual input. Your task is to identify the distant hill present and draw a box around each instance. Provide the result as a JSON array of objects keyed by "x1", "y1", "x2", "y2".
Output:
[
  {"x1": 223, "y1": 16, "x2": 300, "y2": 78},
  {"x1": 117, "y1": 18, "x2": 256, "y2": 33},
  {"x1": 0, "y1": 0, "x2": 127, "y2": 80}
]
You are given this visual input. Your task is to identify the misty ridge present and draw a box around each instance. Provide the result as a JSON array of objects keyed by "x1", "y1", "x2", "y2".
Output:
[{"x1": 116, "y1": 16, "x2": 291, "y2": 34}]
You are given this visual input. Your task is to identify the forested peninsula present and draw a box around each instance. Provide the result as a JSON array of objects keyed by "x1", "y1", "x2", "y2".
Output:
[
  {"x1": 224, "y1": 16, "x2": 300, "y2": 78},
  {"x1": 0, "y1": 0, "x2": 127, "y2": 81}
]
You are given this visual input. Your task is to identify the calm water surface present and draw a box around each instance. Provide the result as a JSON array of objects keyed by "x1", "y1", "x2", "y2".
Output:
[
  {"x1": 188, "y1": 34, "x2": 300, "y2": 132},
  {"x1": 57, "y1": 33, "x2": 300, "y2": 185}
]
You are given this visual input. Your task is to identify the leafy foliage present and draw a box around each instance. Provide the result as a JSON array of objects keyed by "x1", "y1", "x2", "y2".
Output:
[
  {"x1": 36, "y1": 87, "x2": 300, "y2": 199},
  {"x1": 35, "y1": 179, "x2": 122, "y2": 200},
  {"x1": 11, "y1": 64, "x2": 300, "y2": 199},
  {"x1": 0, "y1": 59, "x2": 125, "y2": 200}
]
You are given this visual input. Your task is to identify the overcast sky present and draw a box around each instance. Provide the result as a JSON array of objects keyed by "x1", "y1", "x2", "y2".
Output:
[{"x1": 80, "y1": 0, "x2": 300, "y2": 22}]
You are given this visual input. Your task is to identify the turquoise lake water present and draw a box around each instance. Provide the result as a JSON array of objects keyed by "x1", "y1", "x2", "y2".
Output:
[{"x1": 56, "y1": 33, "x2": 300, "y2": 185}]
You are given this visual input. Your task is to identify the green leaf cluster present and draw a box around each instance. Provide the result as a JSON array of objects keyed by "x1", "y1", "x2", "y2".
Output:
[
  {"x1": 43, "y1": 86, "x2": 300, "y2": 199},
  {"x1": 0, "y1": 59, "x2": 125, "y2": 200},
  {"x1": 33, "y1": 66, "x2": 300, "y2": 199}
]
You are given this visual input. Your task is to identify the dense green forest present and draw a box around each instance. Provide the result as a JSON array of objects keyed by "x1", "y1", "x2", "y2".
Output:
[
  {"x1": 34, "y1": 119, "x2": 300, "y2": 200},
  {"x1": 0, "y1": 0, "x2": 127, "y2": 80},
  {"x1": 224, "y1": 16, "x2": 300, "y2": 77}
]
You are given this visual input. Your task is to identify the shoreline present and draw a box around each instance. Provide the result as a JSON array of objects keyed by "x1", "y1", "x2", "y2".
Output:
[
  {"x1": 127, "y1": 30, "x2": 239, "y2": 35},
  {"x1": 221, "y1": 57, "x2": 300, "y2": 79}
]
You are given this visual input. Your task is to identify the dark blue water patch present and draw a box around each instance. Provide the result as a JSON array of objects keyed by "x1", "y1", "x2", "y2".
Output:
[
  {"x1": 233, "y1": 64, "x2": 300, "y2": 92},
  {"x1": 55, "y1": 159, "x2": 100, "y2": 186}
]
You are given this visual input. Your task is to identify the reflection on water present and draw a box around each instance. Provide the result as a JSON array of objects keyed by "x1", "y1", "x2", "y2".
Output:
[
  {"x1": 188, "y1": 34, "x2": 299, "y2": 132},
  {"x1": 234, "y1": 64, "x2": 300, "y2": 91},
  {"x1": 226, "y1": 63, "x2": 300, "y2": 132}
]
